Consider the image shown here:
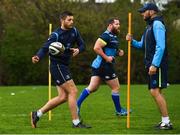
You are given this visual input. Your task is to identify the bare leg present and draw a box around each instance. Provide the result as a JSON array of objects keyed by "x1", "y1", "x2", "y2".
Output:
[
  {"x1": 87, "y1": 76, "x2": 102, "y2": 93},
  {"x1": 150, "y1": 88, "x2": 168, "y2": 117},
  {"x1": 31, "y1": 86, "x2": 68, "y2": 128},
  {"x1": 39, "y1": 86, "x2": 67, "y2": 113},
  {"x1": 106, "y1": 77, "x2": 120, "y2": 92},
  {"x1": 61, "y1": 80, "x2": 79, "y2": 120},
  {"x1": 77, "y1": 76, "x2": 101, "y2": 116}
]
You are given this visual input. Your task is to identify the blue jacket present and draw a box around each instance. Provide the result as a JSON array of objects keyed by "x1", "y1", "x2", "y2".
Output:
[
  {"x1": 36, "y1": 27, "x2": 85, "y2": 65},
  {"x1": 132, "y1": 16, "x2": 167, "y2": 68}
]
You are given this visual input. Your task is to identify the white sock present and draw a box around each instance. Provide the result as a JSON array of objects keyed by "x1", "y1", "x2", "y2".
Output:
[
  {"x1": 72, "y1": 119, "x2": 80, "y2": 126},
  {"x1": 162, "y1": 116, "x2": 170, "y2": 124},
  {"x1": 37, "y1": 110, "x2": 43, "y2": 118}
]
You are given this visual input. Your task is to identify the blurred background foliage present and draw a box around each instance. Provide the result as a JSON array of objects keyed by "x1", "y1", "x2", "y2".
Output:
[{"x1": 0, "y1": 0, "x2": 179, "y2": 85}]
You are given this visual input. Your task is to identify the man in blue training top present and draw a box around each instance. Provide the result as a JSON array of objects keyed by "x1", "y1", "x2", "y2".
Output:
[
  {"x1": 77, "y1": 18, "x2": 129, "y2": 118},
  {"x1": 31, "y1": 11, "x2": 91, "y2": 128},
  {"x1": 126, "y1": 3, "x2": 173, "y2": 130}
]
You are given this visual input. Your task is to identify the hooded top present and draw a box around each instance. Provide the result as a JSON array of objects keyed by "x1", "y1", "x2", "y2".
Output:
[{"x1": 131, "y1": 16, "x2": 167, "y2": 68}]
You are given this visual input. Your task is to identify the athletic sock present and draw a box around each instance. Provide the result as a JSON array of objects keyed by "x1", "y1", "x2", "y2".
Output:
[
  {"x1": 77, "y1": 88, "x2": 90, "y2": 108},
  {"x1": 72, "y1": 119, "x2": 80, "y2": 126},
  {"x1": 37, "y1": 110, "x2": 43, "y2": 118},
  {"x1": 162, "y1": 116, "x2": 170, "y2": 124},
  {"x1": 111, "y1": 92, "x2": 121, "y2": 112}
]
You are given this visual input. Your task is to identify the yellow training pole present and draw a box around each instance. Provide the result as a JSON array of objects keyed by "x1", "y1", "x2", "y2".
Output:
[
  {"x1": 48, "y1": 23, "x2": 52, "y2": 121},
  {"x1": 127, "y1": 13, "x2": 132, "y2": 128}
]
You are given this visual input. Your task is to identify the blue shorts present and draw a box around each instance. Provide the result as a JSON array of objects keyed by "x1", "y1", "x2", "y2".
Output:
[
  {"x1": 146, "y1": 65, "x2": 167, "y2": 90},
  {"x1": 91, "y1": 63, "x2": 117, "y2": 81},
  {"x1": 50, "y1": 63, "x2": 72, "y2": 85}
]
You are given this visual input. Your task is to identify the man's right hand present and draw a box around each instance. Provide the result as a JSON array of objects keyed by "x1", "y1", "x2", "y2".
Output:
[
  {"x1": 32, "y1": 56, "x2": 39, "y2": 64},
  {"x1": 105, "y1": 56, "x2": 114, "y2": 63},
  {"x1": 126, "y1": 34, "x2": 133, "y2": 41}
]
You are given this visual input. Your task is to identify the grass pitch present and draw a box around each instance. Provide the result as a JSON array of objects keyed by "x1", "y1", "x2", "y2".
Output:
[{"x1": 0, "y1": 85, "x2": 179, "y2": 134}]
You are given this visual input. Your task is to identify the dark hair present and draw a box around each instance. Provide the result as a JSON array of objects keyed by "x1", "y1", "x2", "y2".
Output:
[
  {"x1": 59, "y1": 11, "x2": 73, "y2": 20},
  {"x1": 107, "y1": 18, "x2": 120, "y2": 25}
]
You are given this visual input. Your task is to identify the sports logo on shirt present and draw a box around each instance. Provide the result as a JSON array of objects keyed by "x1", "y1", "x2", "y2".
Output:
[
  {"x1": 71, "y1": 33, "x2": 75, "y2": 37},
  {"x1": 112, "y1": 73, "x2": 116, "y2": 78},
  {"x1": 56, "y1": 80, "x2": 60, "y2": 84},
  {"x1": 66, "y1": 75, "x2": 70, "y2": 80},
  {"x1": 110, "y1": 40, "x2": 118, "y2": 44},
  {"x1": 153, "y1": 80, "x2": 157, "y2": 85},
  {"x1": 105, "y1": 76, "x2": 110, "y2": 79}
]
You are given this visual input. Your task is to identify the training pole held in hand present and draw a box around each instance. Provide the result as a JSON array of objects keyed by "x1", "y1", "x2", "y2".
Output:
[
  {"x1": 127, "y1": 13, "x2": 131, "y2": 128},
  {"x1": 48, "y1": 23, "x2": 52, "y2": 121}
]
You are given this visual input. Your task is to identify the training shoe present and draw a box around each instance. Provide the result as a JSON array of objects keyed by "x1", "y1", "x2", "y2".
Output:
[
  {"x1": 155, "y1": 122, "x2": 173, "y2": 130},
  {"x1": 116, "y1": 108, "x2": 132, "y2": 116},
  {"x1": 31, "y1": 111, "x2": 39, "y2": 128},
  {"x1": 72, "y1": 121, "x2": 92, "y2": 128}
]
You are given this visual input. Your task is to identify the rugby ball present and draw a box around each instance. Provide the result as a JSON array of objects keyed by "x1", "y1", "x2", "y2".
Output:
[{"x1": 49, "y1": 42, "x2": 65, "y2": 55}]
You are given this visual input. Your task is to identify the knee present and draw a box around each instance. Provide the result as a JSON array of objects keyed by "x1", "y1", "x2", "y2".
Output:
[
  {"x1": 70, "y1": 88, "x2": 78, "y2": 96},
  {"x1": 61, "y1": 96, "x2": 68, "y2": 102},
  {"x1": 150, "y1": 89, "x2": 160, "y2": 97},
  {"x1": 57, "y1": 95, "x2": 67, "y2": 103}
]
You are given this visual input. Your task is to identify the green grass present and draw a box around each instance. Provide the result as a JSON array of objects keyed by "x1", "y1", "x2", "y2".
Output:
[{"x1": 0, "y1": 85, "x2": 180, "y2": 134}]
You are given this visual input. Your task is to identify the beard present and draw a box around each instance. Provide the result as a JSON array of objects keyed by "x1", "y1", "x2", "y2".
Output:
[
  {"x1": 111, "y1": 28, "x2": 120, "y2": 34},
  {"x1": 64, "y1": 23, "x2": 73, "y2": 29},
  {"x1": 144, "y1": 15, "x2": 151, "y2": 22}
]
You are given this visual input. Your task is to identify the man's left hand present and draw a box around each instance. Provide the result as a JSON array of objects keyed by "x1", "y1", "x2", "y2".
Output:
[
  {"x1": 70, "y1": 48, "x2": 80, "y2": 57},
  {"x1": 148, "y1": 65, "x2": 157, "y2": 75}
]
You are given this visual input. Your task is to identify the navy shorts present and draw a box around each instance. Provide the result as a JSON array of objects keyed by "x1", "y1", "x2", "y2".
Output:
[
  {"x1": 50, "y1": 63, "x2": 72, "y2": 85},
  {"x1": 92, "y1": 64, "x2": 117, "y2": 81},
  {"x1": 146, "y1": 65, "x2": 167, "y2": 90}
]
